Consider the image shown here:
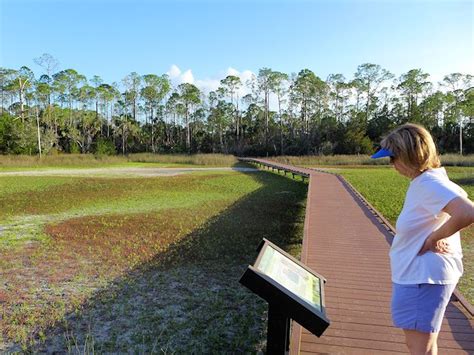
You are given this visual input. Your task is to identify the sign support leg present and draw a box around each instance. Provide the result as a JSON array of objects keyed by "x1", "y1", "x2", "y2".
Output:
[{"x1": 267, "y1": 304, "x2": 290, "y2": 354}]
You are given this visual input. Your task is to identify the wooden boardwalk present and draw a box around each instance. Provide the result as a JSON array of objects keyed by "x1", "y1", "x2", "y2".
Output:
[{"x1": 244, "y1": 159, "x2": 474, "y2": 354}]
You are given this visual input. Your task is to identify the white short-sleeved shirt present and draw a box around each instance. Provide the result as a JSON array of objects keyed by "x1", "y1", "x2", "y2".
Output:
[{"x1": 390, "y1": 167, "x2": 468, "y2": 285}]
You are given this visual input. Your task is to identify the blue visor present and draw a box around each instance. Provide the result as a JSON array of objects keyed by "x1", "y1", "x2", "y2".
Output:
[{"x1": 371, "y1": 148, "x2": 394, "y2": 159}]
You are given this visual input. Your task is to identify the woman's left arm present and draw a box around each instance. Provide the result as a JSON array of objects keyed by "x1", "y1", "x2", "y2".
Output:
[{"x1": 419, "y1": 196, "x2": 474, "y2": 255}]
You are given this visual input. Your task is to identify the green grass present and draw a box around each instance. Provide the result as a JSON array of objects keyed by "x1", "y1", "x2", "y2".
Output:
[
  {"x1": 0, "y1": 170, "x2": 307, "y2": 352},
  {"x1": 0, "y1": 176, "x2": 75, "y2": 195},
  {"x1": 0, "y1": 174, "x2": 254, "y2": 221},
  {"x1": 334, "y1": 166, "x2": 474, "y2": 305},
  {"x1": 334, "y1": 166, "x2": 473, "y2": 224}
]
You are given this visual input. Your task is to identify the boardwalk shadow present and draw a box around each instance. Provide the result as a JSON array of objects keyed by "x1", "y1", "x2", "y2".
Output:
[
  {"x1": 451, "y1": 177, "x2": 474, "y2": 186},
  {"x1": 14, "y1": 167, "x2": 307, "y2": 353},
  {"x1": 444, "y1": 303, "x2": 474, "y2": 351}
]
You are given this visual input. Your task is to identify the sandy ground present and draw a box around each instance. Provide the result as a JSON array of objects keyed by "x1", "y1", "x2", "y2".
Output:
[{"x1": 0, "y1": 167, "x2": 259, "y2": 177}]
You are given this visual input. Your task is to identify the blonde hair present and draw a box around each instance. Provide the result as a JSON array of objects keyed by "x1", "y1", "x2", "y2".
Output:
[{"x1": 381, "y1": 123, "x2": 440, "y2": 172}]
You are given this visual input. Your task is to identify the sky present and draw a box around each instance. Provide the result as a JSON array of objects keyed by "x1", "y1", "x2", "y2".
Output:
[{"x1": 0, "y1": 0, "x2": 473, "y2": 94}]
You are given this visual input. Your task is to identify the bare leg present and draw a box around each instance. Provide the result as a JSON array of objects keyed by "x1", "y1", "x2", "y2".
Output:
[{"x1": 403, "y1": 329, "x2": 439, "y2": 355}]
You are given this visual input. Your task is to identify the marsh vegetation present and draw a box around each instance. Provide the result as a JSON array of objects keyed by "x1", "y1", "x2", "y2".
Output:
[{"x1": 0, "y1": 166, "x2": 307, "y2": 352}]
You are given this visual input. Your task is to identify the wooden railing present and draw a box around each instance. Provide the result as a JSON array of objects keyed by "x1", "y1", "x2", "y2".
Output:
[{"x1": 239, "y1": 157, "x2": 310, "y2": 181}]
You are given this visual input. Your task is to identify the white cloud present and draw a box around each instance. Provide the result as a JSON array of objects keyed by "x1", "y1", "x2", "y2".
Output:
[
  {"x1": 195, "y1": 78, "x2": 221, "y2": 94},
  {"x1": 167, "y1": 64, "x2": 181, "y2": 79},
  {"x1": 166, "y1": 64, "x2": 194, "y2": 86},
  {"x1": 225, "y1": 67, "x2": 240, "y2": 77},
  {"x1": 240, "y1": 69, "x2": 256, "y2": 83},
  {"x1": 165, "y1": 65, "x2": 282, "y2": 108},
  {"x1": 181, "y1": 69, "x2": 194, "y2": 84}
]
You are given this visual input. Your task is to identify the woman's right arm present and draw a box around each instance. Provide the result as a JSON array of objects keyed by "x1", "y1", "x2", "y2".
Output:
[{"x1": 418, "y1": 196, "x2": 474, "y2": 255}]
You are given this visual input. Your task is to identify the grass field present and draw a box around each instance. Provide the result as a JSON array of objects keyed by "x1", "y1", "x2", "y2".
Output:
[
  {"x1": 0, "y1": 167, "x2": 307, "y2": 352},
  {"x1": 331, "y1": 166, "x2": 473, "y2": 304}
]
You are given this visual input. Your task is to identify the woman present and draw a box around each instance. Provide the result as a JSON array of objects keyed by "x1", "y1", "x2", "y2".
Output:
[{"x1": 371, "y1": 123, "x2": 474, "y2": 354}]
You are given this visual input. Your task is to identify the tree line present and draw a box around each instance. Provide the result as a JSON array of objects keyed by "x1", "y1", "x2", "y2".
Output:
[{"x1": 1, "y1": 54, "x2": 473, "y2": 157}]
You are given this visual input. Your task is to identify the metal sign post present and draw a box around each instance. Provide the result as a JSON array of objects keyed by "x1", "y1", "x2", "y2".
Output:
[{"x1": 267, "y1": 304, "x2": 290, "y2": 353}]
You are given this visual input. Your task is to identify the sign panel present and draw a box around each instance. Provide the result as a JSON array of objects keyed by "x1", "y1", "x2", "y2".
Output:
[
  {"x1": 240, "y1": 238, "x2": 330, "y2": 338},
  {"x1": 255, "y1": 244, "x2": 322, "y2": 312}
]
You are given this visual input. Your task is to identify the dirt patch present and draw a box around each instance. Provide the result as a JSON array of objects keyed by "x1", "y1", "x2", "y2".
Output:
[
  {"x1": 0, "y1": 167, "x2": 258, "y2": 177},
  {"x1": 0, "y1": 205, "x2": 225, "y2": 349}
]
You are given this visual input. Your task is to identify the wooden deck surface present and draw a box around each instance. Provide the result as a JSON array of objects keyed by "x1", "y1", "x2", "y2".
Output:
[{"x1": 248, "y1": 159, "x2": 474, "y2": 355}]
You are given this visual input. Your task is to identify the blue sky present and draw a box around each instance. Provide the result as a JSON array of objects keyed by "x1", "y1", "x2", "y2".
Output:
[{"x1": 1, "y1": 0, "x2": 473, "y2": 90}]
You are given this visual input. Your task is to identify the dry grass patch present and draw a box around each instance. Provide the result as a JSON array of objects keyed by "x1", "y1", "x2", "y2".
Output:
[
  {"x1": 0, "y1": 153, "x2": 239, "y2": 170},
  {"x1": 271, "y1": 154, "x2": 474, "y2": 167}
]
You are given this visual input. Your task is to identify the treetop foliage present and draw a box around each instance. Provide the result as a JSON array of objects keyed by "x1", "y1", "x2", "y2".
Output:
[{"x1": 1, "y1": 58, "x2": 473, "y2": 156}]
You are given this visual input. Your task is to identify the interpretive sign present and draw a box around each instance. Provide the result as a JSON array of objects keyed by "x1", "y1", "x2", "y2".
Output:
[
  {"x1": 240, "y1": 239, "x2": 330, "y2": 353},
  {"x1": 255, "y1": 243, "x2": 323, "y2": 312}
]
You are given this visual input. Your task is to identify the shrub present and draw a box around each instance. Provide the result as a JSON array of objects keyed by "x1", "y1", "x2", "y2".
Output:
[{"x1": 95, "y1": 139, "x2": 116, "y2": 156}]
